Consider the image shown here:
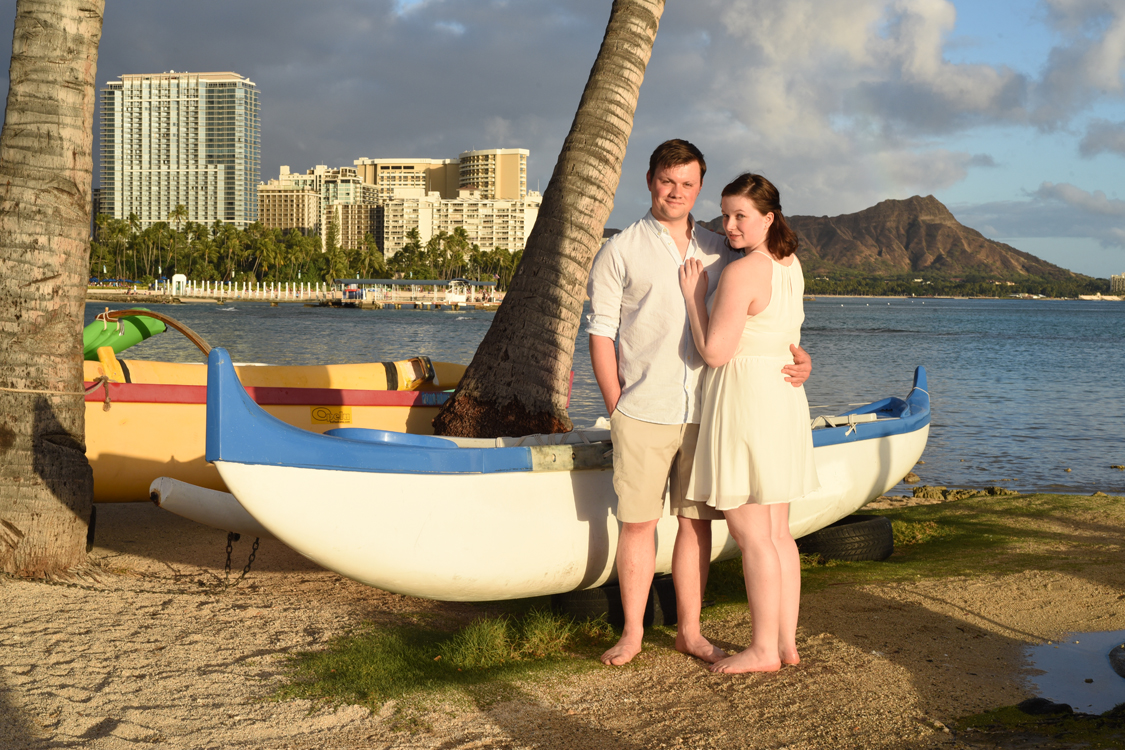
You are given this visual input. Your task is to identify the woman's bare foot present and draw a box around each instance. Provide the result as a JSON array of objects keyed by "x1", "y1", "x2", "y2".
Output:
[
  {"x1": 675, "y1": 633, "x2": 727, "y2": 664},
  {"x1": 779, "y1": 645, "x2": 800, "y2": 666},
  {"x1": 601, "y1": 633, "x2": 643, "y2": 666},
  {"x1": 709, "y1": 646, "x2": 782, "y2": 674}
]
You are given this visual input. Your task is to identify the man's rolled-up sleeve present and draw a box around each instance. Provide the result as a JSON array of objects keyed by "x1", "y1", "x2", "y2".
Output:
[{"x1": 585, "y1": 241, "x2": 623, "y2": 339}]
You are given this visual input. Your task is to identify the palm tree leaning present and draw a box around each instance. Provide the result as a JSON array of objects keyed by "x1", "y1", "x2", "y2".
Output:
[
  {"x1": 0, "y1": 0, "x2": 104, "y2": 577},
  {"x1": 433, "y1": 0, "x2": 665, "y2": 437}
]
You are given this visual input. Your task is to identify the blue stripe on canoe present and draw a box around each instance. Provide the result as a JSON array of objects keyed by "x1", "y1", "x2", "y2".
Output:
[{"x1": 206, "y1": 347, "x2": 534, "y2": 474}]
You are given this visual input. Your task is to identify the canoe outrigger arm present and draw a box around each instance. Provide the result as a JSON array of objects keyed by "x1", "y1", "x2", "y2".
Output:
[{"x1": 99, "y1": 308, "x2": 212, "y2": 355}]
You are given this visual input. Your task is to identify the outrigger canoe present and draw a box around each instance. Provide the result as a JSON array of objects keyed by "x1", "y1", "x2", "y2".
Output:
[
  {"x1": 83, "y1": 310, "x2": 465, "y2": 503},
  {"x1": 205, "y1": 346, "x2": 931, "y2": 601}
]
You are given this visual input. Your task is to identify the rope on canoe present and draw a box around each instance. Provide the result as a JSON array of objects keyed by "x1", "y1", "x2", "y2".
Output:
[{"x1": 0, "y1": 376, "x2": 110, "y2": 410}]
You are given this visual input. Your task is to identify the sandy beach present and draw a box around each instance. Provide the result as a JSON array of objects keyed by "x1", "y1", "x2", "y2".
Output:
[{"x1": 2, "y1": 497, "x2": 1123, "y2": 750}]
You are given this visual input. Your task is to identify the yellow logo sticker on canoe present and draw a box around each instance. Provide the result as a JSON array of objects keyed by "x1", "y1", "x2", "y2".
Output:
[{"x1": 311, "y1": 406, "x2": 352, "y2": 424}]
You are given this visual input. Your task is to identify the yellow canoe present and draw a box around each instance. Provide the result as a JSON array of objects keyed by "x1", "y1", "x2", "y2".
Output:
[{"x1": 84, "y1": 352, "x2": 465, "y2": 502}]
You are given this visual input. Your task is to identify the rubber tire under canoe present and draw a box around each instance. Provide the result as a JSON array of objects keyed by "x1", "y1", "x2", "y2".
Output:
[
  {"x1": 551, "y1": 575, "x2": 677, "y2": 628},
  {"x1": 796, "y1": 514, "x2": 894, "y2": 562}
]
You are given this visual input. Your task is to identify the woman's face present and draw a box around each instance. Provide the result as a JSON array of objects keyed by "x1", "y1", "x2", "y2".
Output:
[{"x1": 721, "y1": 195, "x2": 773, "y2": 253}]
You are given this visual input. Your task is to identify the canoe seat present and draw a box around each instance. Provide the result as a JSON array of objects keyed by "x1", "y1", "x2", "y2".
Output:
[
  {"x1": 444, "y1": 428, "x2": 612, "y2": 449},
  {"x1": 325, "y1": 427, "x2": 458, "y2": 449},
  {"x1": 811, "y1": 413, "x2": 883, "y2": 429}
]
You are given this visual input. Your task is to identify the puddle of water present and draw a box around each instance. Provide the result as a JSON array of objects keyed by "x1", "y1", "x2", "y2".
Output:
[{"x1": 1025, "y1": 630, "x2": 1125, "y2": 715}]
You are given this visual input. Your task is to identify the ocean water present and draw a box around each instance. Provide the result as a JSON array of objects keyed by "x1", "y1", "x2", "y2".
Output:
[{"x1": 85, "y1": 296, "x2": 1125, "y2": 495}]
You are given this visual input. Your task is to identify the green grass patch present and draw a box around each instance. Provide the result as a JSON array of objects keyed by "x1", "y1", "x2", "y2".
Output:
[
  {"x1": 703, "y1": 493, "x2": 1125, "y2": 607},
  {"x1": 275, "y1": 608, "x2": 616, "y2": 711},
  {"x1": 276, "y1": 493, "x2": 1124, "y2": 711},
  {"x1": 891, "y1": 518, "x2": 956, "y2": 546},
  {"x1": 955, "y1": 702, "x2": 1125, "y2": 747}
]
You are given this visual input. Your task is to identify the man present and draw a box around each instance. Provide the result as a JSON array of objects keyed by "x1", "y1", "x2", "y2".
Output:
[{"x1": 586, "y1": 140, "x2": 811, "y2": 666}]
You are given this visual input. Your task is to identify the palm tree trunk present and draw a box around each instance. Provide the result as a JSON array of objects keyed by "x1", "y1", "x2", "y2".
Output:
[
  {"x1": 433, "y1": 0, "x2": 664, "y2": 438},
  {"x1": 0, "y1": 0, "x2": 104, "y2": 576}
]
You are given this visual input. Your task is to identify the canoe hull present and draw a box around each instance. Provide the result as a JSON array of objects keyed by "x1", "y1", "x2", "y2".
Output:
[
  {"x1": 213, "y1": 425, "x2": 928, "y2": 601},
  {"x1": 204, "y1": 347, "x2": 931, "y2": 601}
]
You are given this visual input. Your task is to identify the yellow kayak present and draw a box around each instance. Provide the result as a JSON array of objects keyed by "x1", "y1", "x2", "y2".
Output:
[{"x1": 84, "y1": 350, "x2": 465, "y2": 502}]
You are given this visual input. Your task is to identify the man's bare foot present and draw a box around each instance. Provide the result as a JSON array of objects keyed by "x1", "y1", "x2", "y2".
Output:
[
  {"x1": 675, "y1": 632, "x2": 727, "y2": 664},
  {"x1": 601, "y1": 634, "x2": 643, "y2": 666},
  {"x1": 709, "y1": 647, "x2": 782, "y2": 674},
  {"x1": 779, "y1": 645, "x2": 800, "y2": 665}
]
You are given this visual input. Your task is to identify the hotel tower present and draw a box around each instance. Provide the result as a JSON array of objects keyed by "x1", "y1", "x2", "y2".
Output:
[{"x1": 99, "y1": 71, "x2": 261, "y2": 230}]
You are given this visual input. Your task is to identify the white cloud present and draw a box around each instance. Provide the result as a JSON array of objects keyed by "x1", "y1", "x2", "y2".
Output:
[
  {"x1": 707, "y1": 0, "x2": 1027, "y2": 137},
  {"x1": 1079, "y1": 118, "x2": 1125, "y2": 156},
  {"x1": 1034, "y1": 181, "x2": 1125, "y2": 216},
  {"x1": 659, "y1": 0, "x2": 1032, "y2": 215},
  {"x1": 954, "y1": 182, "x2": 1125, "y2": 248},
  {"x1": 1033, "y1": 0, "x2": 1125, "y2": 126}
]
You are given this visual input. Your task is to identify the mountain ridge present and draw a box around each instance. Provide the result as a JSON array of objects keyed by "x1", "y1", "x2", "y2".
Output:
[{"x1": 696, "y1": 195, "x2": 1078, "y2": 279}]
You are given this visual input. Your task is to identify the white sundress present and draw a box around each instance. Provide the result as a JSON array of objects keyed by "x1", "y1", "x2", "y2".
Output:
[{"x1": 686, "y1": 251, "x2": 821, "y2": 509}]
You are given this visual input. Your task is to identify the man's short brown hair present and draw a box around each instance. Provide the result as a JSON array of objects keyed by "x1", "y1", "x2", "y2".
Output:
[{"x1": 648, "y1": 139, "x2": 706, "y2": 181}]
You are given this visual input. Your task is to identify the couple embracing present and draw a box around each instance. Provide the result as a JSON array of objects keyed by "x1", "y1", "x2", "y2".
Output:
[{"x1": 587, "y1": 139, "x2": 820, "y2": 673}]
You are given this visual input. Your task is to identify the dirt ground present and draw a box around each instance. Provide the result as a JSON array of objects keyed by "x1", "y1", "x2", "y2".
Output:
[{"x1": 2, "y1": 498, "x2": 1123, "y2": 750}]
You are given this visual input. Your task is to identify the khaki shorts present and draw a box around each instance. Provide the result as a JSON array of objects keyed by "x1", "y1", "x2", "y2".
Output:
[{"x1": 610, "y1": 411, "x2": 724, "y2": 524}]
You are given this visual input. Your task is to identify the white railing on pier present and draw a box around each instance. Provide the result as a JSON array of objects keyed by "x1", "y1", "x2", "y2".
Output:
[{"x1": 99, "y1": 280, "x2": 503, "y2": 305}]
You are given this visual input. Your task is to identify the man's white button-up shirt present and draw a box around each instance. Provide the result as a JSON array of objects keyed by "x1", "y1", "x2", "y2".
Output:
[{"x1": 586, "y1": 211, "x2": 732, "y2": 425}]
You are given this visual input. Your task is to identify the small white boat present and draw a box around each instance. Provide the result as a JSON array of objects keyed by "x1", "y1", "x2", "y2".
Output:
[
  {"x1": 149, "y1": 476, "x2": 274, "y2": 540},
  {"x1": 204, "y1": 347, "x2": 930, "y2": 601}
]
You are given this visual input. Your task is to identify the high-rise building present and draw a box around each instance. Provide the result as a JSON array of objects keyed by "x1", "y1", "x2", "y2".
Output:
[
  {"x1": 1112, "y1": 274, "x2": 1124, "y2": 294},
  {"x1": 332, "y1": 203, "x2": 379, "y2": 252},
  {"x1": 99, "y1": 71, "x2": 261, "y2": 230},
  {"x1": 353, "y1": 157, "x2": 460, "y2": 202},
  {"x1": 378, "y1": 188, "x2": 541, "y2": 258},
  {"x1": 354, "y1": 149, "x2": 528, "y2": 201},
  {"x1": 258, "y1": 165, "x2": 379, "y2": 249},
  {"x1": 457, "y1": 148, "x2": 528, "y2": 200},
  {"x1": 257, "y1": 180, "x2": 320, "y2": 237}
]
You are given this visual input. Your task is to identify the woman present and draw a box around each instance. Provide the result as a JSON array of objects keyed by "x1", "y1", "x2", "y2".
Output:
[{"x1": 679, "y1": 173, "x2": 820, "y2": 673}]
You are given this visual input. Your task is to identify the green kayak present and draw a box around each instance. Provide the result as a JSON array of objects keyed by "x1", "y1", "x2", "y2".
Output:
[{"x1": 82, "y1": 309, "x2": 166, "y2": 360}]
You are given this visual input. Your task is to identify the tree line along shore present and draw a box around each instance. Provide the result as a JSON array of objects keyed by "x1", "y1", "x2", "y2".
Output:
[{"x1": 91, "y1": 217, "x2": 524, "y2": 291}]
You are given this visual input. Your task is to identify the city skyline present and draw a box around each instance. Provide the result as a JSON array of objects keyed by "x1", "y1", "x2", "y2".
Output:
[
  {"x1": 257, "y1": 150, "x2": 538, "y2": 256},
  {"x1": 1, "y1": 0, "x2": 1122, "y2": 277}
]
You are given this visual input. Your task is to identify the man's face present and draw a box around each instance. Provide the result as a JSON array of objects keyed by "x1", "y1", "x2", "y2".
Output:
[{"x1": 646, "y1": 161, "x2": 702, "y2": 225}]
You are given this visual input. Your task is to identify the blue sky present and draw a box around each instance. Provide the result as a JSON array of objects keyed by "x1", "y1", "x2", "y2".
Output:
[{"x1": 2, "y1": 0, "x2": 1122, "y2": 277}]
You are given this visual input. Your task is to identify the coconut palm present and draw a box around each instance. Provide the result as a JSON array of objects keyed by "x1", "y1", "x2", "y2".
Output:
[
  {"x1": 0, "y1": 0, "x2": 104, "y2": 576},
  {"x1": 168, "y1": 204, "x2": 187, "y2": 274},
  {"x1": 217, "y1": 224, "x2": 242, "y2": 281},
  {"x1": 433, "y1": 0, "x2": 665, "y2": 437},
  {"x1": 127, "y1": 212, "x2": 141, "y2": 279}
]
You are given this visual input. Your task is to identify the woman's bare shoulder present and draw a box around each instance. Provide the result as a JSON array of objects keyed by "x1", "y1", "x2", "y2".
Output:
[{"x1": 723, "y1": 251, "x2": 771, "y2": 279}]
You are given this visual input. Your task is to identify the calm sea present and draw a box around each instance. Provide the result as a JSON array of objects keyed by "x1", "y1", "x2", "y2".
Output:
[{"x1": 85, "y1": 296, "x2": 1125, "y2": 495}]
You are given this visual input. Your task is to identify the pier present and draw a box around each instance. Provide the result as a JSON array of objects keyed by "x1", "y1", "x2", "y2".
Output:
[{"x1": 86, "y1": 276, "x2": 504, "y2": 311}]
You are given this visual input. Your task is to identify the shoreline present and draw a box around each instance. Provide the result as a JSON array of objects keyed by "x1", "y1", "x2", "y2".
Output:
[
  {"x1": 808, "y1": 293, "x2": 1120, "y2": 301},
  {"x1": 84, "y1": 289, "x2": 501, "y2": 310},
  {"x1": 87, "y1": 289, "x2": 1118, "y2": 306}
]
